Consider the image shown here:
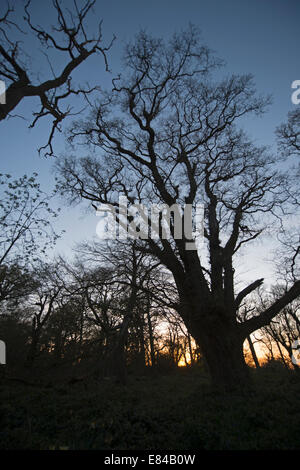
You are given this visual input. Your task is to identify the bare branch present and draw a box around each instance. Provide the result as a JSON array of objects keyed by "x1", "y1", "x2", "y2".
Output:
[{"x1": 0, "y1": 0, "x2": 114, "y2": 156}]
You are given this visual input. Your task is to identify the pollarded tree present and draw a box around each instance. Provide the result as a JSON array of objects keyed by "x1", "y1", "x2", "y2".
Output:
[
  {"x1": 0, "y1": 263, "x2": 36, "y2": 305},
  {"x1": 56, "y1": 27, "x2": 300, "y2": 390}
]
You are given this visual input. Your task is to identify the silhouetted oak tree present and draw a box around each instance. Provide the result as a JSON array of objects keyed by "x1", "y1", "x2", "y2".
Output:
[{"x1": 56, "y1": 27, "x2": 300, "y2": 390}]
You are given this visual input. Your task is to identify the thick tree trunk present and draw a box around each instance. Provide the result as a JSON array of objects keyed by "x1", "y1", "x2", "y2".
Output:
[
  {"x1": 200, "y1": 331, "x2": 249, "y2": 391},
  {"x1": 184, "y1": 307, "x2": 250, "y2": 392}
]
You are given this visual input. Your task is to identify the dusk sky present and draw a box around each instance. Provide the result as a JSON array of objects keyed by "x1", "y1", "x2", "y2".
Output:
[{"x1": 1, "y1": 0, "x2": 299, "y2": 285}]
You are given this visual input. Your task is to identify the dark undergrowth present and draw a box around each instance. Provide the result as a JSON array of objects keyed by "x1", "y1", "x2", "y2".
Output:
[{"x1": 0, "y1": 365, "x2": 300, "y2": 450}]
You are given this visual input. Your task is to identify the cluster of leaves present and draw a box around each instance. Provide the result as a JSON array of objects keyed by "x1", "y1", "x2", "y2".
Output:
[{"x1": 0, "y1": 172, "x2": 61, "y2": 267}]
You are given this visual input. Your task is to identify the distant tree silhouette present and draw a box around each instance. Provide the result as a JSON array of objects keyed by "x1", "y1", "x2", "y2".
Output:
[
  {"x1": 74, "y1": 239, "x2": 171, "y2": 383},
  {"x1": 25, "y1": 262, "x2": 63, "y2": 366},
  {"x1": 276, "y1": 109, "x2": 300, "y2": 156},
  {"x1": 259, "y1": 285, "x2": 300, "y2": 370}
]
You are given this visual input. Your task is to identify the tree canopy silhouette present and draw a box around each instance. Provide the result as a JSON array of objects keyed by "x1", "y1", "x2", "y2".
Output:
[{"x1": 54, "y1": 26, "x2": 300, "y2": 390}]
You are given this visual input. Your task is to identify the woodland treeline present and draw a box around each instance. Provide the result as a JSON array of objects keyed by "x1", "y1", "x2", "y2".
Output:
[
  {"x1": 0, "y1": 170, "x2": 298, "y2": 384},
  {"x1": 0, "y1": 172, "x2": 202, "y2": 381},
  {"x1": 0, "y1": 234, "x2": 203, "y2": 383}
]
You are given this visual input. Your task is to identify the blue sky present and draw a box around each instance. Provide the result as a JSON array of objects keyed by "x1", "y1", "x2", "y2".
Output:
[{"x1": 0, "y1": 0, "x2": 299, "y2": 283}]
